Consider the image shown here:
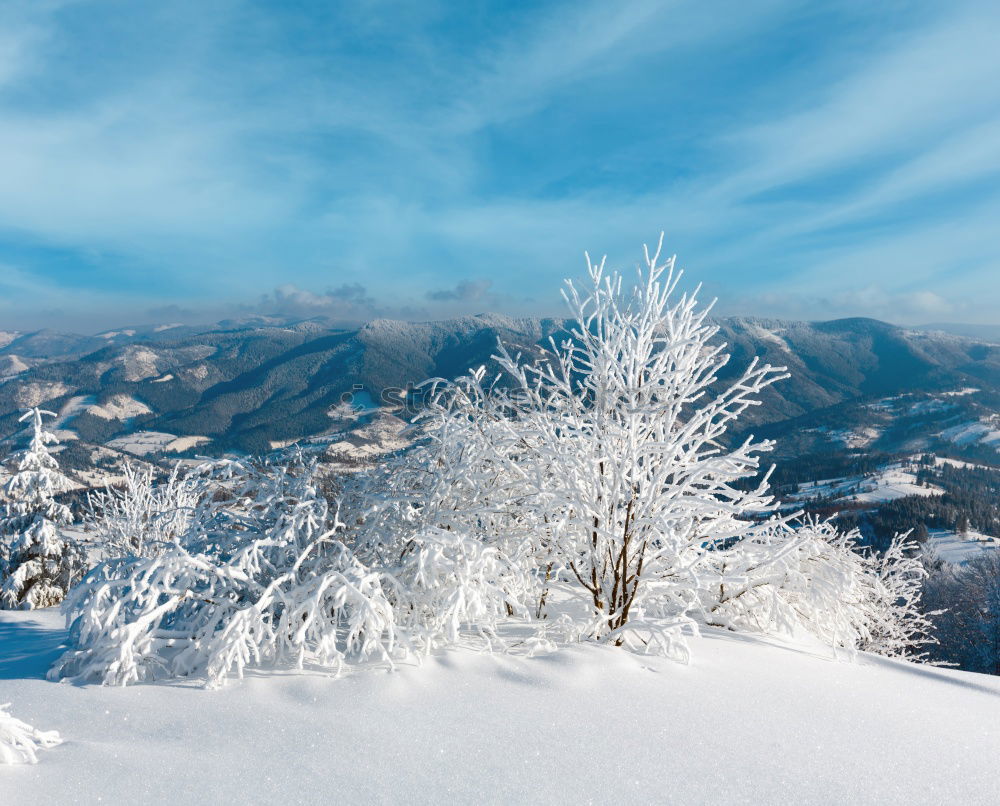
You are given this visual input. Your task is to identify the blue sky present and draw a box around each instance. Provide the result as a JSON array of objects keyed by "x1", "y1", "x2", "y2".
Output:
[{"x1": 0, "y1": 0, "x2": 998, "y2": 331}]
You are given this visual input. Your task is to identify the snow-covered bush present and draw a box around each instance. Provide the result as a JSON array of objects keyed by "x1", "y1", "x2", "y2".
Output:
[
  {"x1": 360, "y1": 237, "x2": 936, "y2": 661},
  {"x1": 0, "y1": 703, "x2": 61, "y2": 764},
  {"x1": 53, "y1": 452, "x2": 552, "y2": 686},
  {"x1": 52, "y1": 457, "x2": 401, "y2": 686},
  {"x1": 394, "y1": 527, "x2": 529, "y2": 651},
  {"x1": 50, "y1": 529, "x2": 397, "y2": 687},
  {"x1": 84, "y1": 463, "x2": 198, "y2": 559},
  {"x1": 860, "y1": 530, "x2": 938, "y2": 660},
  {"x1": 0, "y1": 408, "x2": 82, "y2": 609},
  {"x1": 701, "y1": 519, "x2": 936, "y2": 658}
]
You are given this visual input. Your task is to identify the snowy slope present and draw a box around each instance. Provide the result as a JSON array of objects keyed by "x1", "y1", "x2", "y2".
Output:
[
  {"x1": 105, "y1": 431, "x2": 211, "y2": 456},
  {"x1": 2, "y1": 610, "x2": 999, "y2": 804},
  {"x1": 938, "y1": 419, "x2": 1000, "y2": 450},
  {"x1": 927, "y1": 528, "x2": 1000, "y2": 565},
  {"x1": 789, "y1": 463, "x2": 940, "y2": 504}
]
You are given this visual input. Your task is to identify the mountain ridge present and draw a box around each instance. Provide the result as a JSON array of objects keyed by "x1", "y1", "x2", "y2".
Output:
[{"x1": 1, "y1": 314, "x2": 998, "y2": 465}]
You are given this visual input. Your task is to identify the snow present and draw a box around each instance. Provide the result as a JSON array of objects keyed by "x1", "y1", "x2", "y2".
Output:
[
  {"x1": 150, "y1": 374, "x2": 174, "y2": 383},
  {"x1": 0, "y1": 702, "x2": 61, "y2": 764},
  {"x1": 105, "y1": 431, "x2": 211, "y2": 456},
  {"x1": 832, "y1": 426, "x2": 880, "y2": 449},
  {"x1": 122, "y1": 348, "x2": 161, "y2": 382},
  {"x1": 850, "y1": 468, "x2": 937, "y2": 503},
  {"x1": 87, "y1": 394, "x2": 153, "y2": 421},
  {"x1": 2, "y1": 608, "x2": 1000, "y2": 802},
  {"x1": 931, "y1": 455, "x2": 995, "y2": 471},
  {"x1": 803, "y1": 425, "x2": 881, "y2": 449},
  {"x1": 791, "y1": 464, "x2": 940, "y2": 504},
  {"x1": 938, "y1": 420, "x2": 1000, "y2": 450},
  {"x1": 268, "y1": 437, "x2": 301, "y2": 450},
  {"x1": 0, "y1": 354, "x2": 29, "y2": 379},
  {"x1": 13, "y1": 382, "x2": 71, "y2": 409},
  {"x1": 865, "y1": 398, "x2": 897, "y2": 411},
  {"x1": 321, "y1": 412, "x2": 410, "y2": 469},
  {"x1": 908, "y1": 398, "x2": 951, "y2": 415},
  {"x1": 51, "y1": 394, "x2": 152, "y2": 430},
  {"x1": 941, "y1": 387, "x2": 980, "y2": 397},
  {"x1": 55, "y1": 394, "x2": 96, "y2": 421},
  {"x1": 165, "y1": 435, "x2": 212, "y2": 453},
  {"x1": 926, "y1": 528, "x2": 1000, "y2": 565},
  {"x1": 746, "y1": 322, "x2": 790, "y2": 353},
  {"x1": 0, "y1": 466, "x2": 82, "y2": 495}
]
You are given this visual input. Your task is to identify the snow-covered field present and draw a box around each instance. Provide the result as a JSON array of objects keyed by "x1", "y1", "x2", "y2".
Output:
[
  {"x1": 105, "y1": 431, "x2": 211, "y2": 456},
  {"x1": 926, "y1": 528, "x2": 1000, "y2": 565},
  {"x1": 3, "y1": 609, "x2": 1000, "y2": 804},
  {"x1": 791, "y1": 464, "x2": 939, "y2": 504},
  {"x1": 938, "y1": 419, "x2": 1000, "y2": 450},
  {"x1": 802, "y1": 425, "x2": 882, "y2": 449}
]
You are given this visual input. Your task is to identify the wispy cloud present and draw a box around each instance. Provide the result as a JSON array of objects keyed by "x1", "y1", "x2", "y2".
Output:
[
  {"x1": 427, "y1": 279, "x2": 493, "y2": 303},
  {"x1": 0, "y1": 0, "x2": 997, "y2": 329},
  {"x1": 244, "y1": 282, "x2": 425, "y2": 323}
]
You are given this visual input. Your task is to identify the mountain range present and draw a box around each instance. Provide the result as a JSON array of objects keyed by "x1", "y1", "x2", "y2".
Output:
[{"x1": 1, "y1": 314, "x2": 998, "y2": 486}]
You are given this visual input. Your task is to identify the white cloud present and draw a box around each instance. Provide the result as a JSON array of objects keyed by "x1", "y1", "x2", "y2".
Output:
[
  {"x1": 0, "y1": 0, "x2": 997, "y2": 327},
  {"x1": 724, "y1": 4, "x2": 1000, "y2": 194}
]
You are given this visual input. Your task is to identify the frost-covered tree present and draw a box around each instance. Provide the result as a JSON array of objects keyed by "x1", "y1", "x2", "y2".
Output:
[
  {"x1": 375, "y1": 236, "x2": 792, "y2": 652},
  {"x1": 0, "y1": 703, "x2": 62, "y2": 764},
  {"x1": 365, "y1": 236, "x2": 936, "y2": 659},
  {"x1": 85, "y1": 463, "x2": 198, "y2": 559},
  {"x1": 0, "y1": 408, "x2": 80, "y2": 609}
]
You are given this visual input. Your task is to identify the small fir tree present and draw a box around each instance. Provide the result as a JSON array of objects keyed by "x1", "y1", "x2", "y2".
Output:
[{"x1": 0, "y1": 408, "x2": 79, "y2": 609}]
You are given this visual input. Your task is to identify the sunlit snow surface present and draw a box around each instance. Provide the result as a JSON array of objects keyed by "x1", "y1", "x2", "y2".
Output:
[
  {"x1": 927, "y1": 529, "x2": 1000, "y2": 565},
  {"x1": 3, "y1": 610, "x2": 1000, "y2": 803}
]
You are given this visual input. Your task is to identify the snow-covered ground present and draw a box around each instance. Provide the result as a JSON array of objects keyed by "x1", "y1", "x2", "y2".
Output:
[
  {"x1": 0, "y1": 354, "x2": 29, "y2": 380},
  {"x1": 932, "y1": 456, "x2": 991, "y2": 471},
  {"x1": 3, "y1": 610, "x2": 1000, "y2": 804},
  {"x1": 938, "y1": 419, "x2": 1000, "y2": 450},
  {"x1": 790, "y1": 463, "x2": 939, "y2": 504},
  {"x1": 105, "y1": 431, "x2": 211, "y2": 456},
  {"x1": 802, "y1": 425, "x2": 881, "y2": 449},
  {"x1": 52, "y1": 394, "x2": 153, "y2": 433},
  {"x1": 926, "y1": 528, "x2": 1000, "y2": 565},
  {"x1": 88, "y1": 394, "x2": 153, "y2": 422}
]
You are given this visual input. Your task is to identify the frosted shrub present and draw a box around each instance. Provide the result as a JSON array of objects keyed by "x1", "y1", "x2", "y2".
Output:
[
  {"x1": 0, "y1": 703, "x2": 61, "y2": 764},
  {"x1": 395, "y1": 527, "x2": 529, "y2": 650},
  {"x1": 85, "y1": 463, "x2": 198, "y2": 559},
  {"x1": 860, "y1": 531, "x2": 937, "y2": 660},
  {"x1": 701, "y1": 519, "x2": 936, "y2": 658},
  {"x1": 364, "y1": 236, "x2": 935, "y2": 661},
  {"x1": 52, "y1": 458, "x2": 399, "y2": 686}
]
